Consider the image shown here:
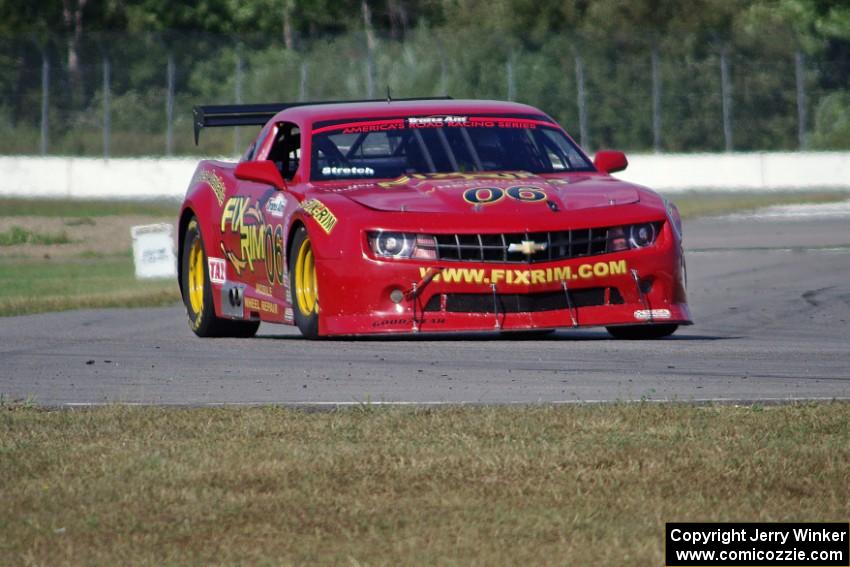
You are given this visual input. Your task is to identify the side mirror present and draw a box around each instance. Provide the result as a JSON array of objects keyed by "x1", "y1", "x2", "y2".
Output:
[
  {"x1": 234, "y1": 160, "x2": 286, "y2": 190},
  {"x1": 594, "y1": 150, "x2": 628, "y2": 174}
]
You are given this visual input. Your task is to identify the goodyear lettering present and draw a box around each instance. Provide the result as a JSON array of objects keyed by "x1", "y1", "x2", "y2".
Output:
[
  {"x1": 372, "y1": 317, "x2": 446, "y2": 327},
  {"x1": 301, "y1": 199, "x2": 338, "y2": 234},
  {"x1": 418, "y1": 260, "x2": 628, "y2": 286}
]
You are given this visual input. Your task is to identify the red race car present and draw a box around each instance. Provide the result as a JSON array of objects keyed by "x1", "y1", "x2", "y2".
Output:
[{"x1": 179, "y1": 97, "x2": 691, "y2": 339}]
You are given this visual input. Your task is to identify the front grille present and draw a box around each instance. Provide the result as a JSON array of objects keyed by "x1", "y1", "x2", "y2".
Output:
[
  {"x1": 423, "y1": 287, "x2": 624, "y2": 314},
  {"x1": 433, "y1": 226, "x2": 629, "y2": 263}
]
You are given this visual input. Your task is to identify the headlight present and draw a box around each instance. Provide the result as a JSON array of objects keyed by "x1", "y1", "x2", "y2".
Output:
[
  {"x1": 607, "y1": 223, "x2": 659, "y2": 252},
  {"x1": 372, "y1": 232, "x2": 413, "y2": 257},
  {"x1": 368, "y1": 231, "x2": 437, "y2": 259},
  {"x1": 628, "y1": 223, "x2": 657, "y2": 248}
]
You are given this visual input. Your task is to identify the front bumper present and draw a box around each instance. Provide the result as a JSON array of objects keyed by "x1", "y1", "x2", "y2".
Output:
[{"x1": 314, "y1": 224, "x2": 691, "y2": 336}]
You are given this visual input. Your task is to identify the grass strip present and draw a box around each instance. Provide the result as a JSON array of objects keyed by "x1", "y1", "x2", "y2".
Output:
[
  {"x1": 0, "y1": 289, "x2": 179, "y2": 317},
  {"x1": 0, "y1": 403, "x2": 847, "y2": 566},
  {"x1": 0, "y1": 256, "x2": 179, "y2": 316},
  {"x1": 0, "y1": 197, "x2": 180, "y2": 218},
  {"x1": 666, "y1": 190, "x2": 850, "y2": 219}
]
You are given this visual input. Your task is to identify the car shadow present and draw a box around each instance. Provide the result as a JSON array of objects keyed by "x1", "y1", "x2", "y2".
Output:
[{"x1": 253, "y1": 330, "x2": 737, "y2": 342}]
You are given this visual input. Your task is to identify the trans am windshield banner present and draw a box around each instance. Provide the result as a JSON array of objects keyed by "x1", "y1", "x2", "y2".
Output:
[{"x1": 312, "y1": 114, "x2": 555, "y2": 135}]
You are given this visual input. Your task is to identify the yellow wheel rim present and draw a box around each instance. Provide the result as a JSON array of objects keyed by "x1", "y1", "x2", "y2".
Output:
[
  {"x1": 188, "y1": 237, "x2": 204, "y2": 315},
  {"x1": 295, "y1": 237, "x2": 318, "y2": 315}
]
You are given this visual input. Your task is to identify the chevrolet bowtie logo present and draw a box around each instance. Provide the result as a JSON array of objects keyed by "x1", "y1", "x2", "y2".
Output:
[{"x1": 508, "y1": 240, "x2": 548, "y2": 255}]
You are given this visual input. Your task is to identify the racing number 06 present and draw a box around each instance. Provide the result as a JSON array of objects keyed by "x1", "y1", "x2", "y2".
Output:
[{"x1": 264, "y1": 225, "x2": 285, "y2": 285}]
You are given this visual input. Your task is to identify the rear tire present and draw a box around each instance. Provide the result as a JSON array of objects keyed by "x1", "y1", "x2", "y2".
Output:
[
  {"x1": 290, "y1": 226, "x2": 321, "y2": 339},
  {"x1": 606, "y1": 324, "x2": 678, "y2": 340},
  {"x1": 181, "y1": 217, "x2": 259, "y2": 338}
]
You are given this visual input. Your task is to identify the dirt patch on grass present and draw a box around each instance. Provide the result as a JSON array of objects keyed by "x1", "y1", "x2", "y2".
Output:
[{"x1": 0, "y1": 215, "x2": 175, "y2": 258}]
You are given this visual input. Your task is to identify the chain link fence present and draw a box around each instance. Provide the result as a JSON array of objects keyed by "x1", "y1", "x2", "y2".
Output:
[{"x1": 1, "y1": 30, "x2": 848, "y2": 157}]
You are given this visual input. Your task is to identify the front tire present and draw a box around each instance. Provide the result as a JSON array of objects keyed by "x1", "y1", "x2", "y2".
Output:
[
  {"x1": 606, "y1": 324, "x2": 678, "y2": 340},
  {"x1": 181, "y1": 217, "x2": 259, "y2": 338},
  {"x1": 290, "y1": 226, "x2": 320, "y2": 339}
]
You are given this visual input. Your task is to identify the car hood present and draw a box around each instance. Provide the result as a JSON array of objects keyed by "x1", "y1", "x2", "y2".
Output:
[{"x1": 320, "y1": 173, "x2": 641, "y2": 214}]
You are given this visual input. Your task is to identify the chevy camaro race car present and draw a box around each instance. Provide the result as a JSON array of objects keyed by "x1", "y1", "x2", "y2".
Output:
[{"x1": 178, "y1": 97, "x2": 691, "y2": 339}]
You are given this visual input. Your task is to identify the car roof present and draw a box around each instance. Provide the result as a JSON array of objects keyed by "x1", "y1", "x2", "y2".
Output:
[{"x1": 273, "y1": 99, "x2": 550, "y2": 126}]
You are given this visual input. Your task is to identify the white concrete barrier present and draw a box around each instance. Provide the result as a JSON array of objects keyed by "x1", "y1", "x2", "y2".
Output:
[
  {"x1": 619, "y1": 152, "x2": 850, "y2": 192},
  {"x1": 0, "y1": 152, "x2": 848, "y2": 199},
  {"x1": 0, "y1": 156, "x2": 199, "y2": 199}
]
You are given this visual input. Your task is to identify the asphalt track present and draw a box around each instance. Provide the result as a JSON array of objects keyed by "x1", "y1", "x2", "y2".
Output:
[{"x1": 2, "y1": 205, "x2": 849, "y2": 406}]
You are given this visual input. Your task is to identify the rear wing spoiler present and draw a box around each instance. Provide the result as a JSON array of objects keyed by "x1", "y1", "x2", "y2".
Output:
[{"x1": 193, "y1": 96, "x2": 453, "y2": 144}]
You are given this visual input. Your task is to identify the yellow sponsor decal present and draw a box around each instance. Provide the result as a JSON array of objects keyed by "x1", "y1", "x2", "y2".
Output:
[
  {"x1": 301, "y1": 199, "x2": 338, "y2": 234},
  {"x1": 255, "y1": 283, "x2": 273, "y2": 297},
  {"x1": 219, "y1": 197, "x2": 285, "y2": 286},
  {"x1": 378, "y1": 175, "x2": 412, "y2": 188},
  {"x1": 198, "y1": 169, "x2": 226, "y2": 206},
  {"x1": 220, "y1": 196, "x2": 268, "y2": 273},
  {"x1": 378, "y1": 171, "x2": 536, "y2": 188},
  {"x1": 245, "y1": 296, "x2": 279, "y2": 315},
  {"x1": 418, "y1": 260, "x2": 628, "y2": 286}
]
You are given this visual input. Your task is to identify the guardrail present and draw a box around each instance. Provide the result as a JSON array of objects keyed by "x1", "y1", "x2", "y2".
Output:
[{"x1": 1, "y1": 152, "x2": 848, "y2": 199}]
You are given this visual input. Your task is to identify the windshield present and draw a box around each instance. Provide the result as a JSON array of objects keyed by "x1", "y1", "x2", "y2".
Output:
[{"x1": 310, "y1": 114, "x2": 593, "y2": 181}]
